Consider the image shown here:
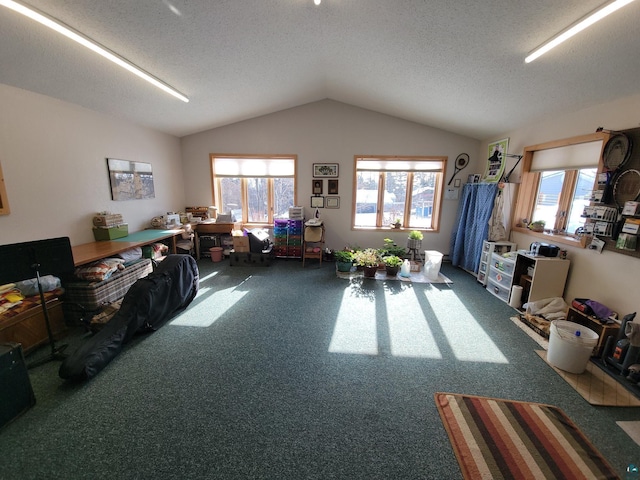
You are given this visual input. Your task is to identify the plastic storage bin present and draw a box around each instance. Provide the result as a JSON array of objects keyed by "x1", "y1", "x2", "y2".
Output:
[
  {"x1": 424, "y1": 251, "x2": 443, "y2": 281},
  {"x1": 547, "y1": 320, "x2": 599, "y2": 374}
]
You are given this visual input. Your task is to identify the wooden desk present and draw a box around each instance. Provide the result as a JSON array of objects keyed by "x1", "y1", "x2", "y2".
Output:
[
  {"x1": 194, "y1": 222, "x2": 236, "y2": 259},
  {"x1": 72, "y1": 229, "x2": 184, "y2": 266}
]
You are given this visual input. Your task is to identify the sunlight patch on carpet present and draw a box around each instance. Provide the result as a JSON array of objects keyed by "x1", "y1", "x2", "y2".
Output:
[
  {"x1": 425, "y1": 289, "x2": 508, "y2": 364},
  {"x1": 328, "y1": 288, "x2": 378, "y2": 355},
  {"x1": 169, "y1": 285, "x2": 247, "y2": 327}
]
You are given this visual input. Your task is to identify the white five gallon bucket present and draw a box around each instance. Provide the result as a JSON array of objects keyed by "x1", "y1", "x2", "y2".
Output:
[{"x1": 547, "y1": 320, "x2": 599, "y2": 374}]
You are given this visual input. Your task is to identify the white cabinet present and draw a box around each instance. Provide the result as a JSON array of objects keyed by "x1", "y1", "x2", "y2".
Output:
[
  {"x1": 478, "y1": 240, "x2": 517, "y2": 285},
  {"x1": 513, "y1": 253, "x2": 570, "y2": 305}
]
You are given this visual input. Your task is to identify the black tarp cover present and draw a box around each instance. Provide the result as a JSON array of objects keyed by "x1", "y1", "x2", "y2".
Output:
[{"x1": 59, "y1": 254, "x2": 198, "y2": 381}]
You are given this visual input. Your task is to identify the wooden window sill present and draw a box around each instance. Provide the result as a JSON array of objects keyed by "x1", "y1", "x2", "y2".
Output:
[{"x1": 511, "y1": 227, "x2": 588, "y2": 248}]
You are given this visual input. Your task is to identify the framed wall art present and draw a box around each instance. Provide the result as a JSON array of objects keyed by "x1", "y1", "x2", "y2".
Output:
[
  {"x1": 482, "y1": 138, "x2": 509, "y2": 183},
  {"x1": 0, "y1": 160, "x2": 10, "y2": 215},
  {"x1": 312, "y1": 179, "x2": 323, "y2": 195},
  {"x1": 327, "y1": 179, "x2": 339, "y2": 194},
  {"x1": 313, "y1": 163, "x2": 339, "y2": 178},
  {"x1": 310, "y1": 196, "x2": 325, "y2": 208},
  {"x1": 107, "y1": 158, "x2": 155, "y2": 201},
  {"x1": 326, "y1": 196, "x2": 340, "y2": 209}
]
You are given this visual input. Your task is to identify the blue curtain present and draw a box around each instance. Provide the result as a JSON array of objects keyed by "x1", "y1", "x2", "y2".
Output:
[{"x1": 450, "y1": 183, "x2": 499, "y2": 272}]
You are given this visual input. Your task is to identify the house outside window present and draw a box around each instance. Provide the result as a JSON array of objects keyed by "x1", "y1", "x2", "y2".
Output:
[
  {"x1": 210, "y1": 155, "x2": 297, "y2": 226},
  {"x1": 353, "y1": 156, "x2": 446, "y2": 231},
  {"x1": 513, "y1": 133, "x2": 605, "y2": 241}
]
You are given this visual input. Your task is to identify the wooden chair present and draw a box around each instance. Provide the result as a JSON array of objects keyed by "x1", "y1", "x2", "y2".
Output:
[{"x1": 302, "y1": 225, "x2": 325, "y2": 267}]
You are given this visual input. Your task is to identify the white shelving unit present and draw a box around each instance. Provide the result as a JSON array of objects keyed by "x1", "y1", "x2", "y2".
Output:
[
  {"x1": 477, "y1": 240, "x2": 517, "y2": 286},
  {"x1": 513, "y1": 253, "x2": 571, "y2": 305}
]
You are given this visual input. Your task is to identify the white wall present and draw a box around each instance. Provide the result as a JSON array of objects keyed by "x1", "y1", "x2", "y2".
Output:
[
  {"x1": 0, "y1": 84, "x2": 184, "y2": 246},
  {"x1": 481, "y1": 94, "x2": 640, "y2": 317},
  {"x1": 181, "y1": 99, "x2": 480, "y2": 253}
]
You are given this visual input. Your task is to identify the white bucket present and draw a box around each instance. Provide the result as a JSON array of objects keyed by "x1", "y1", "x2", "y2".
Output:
[
  {"x1": 424, "y1": 250, "x2": 443, "y2": 281},
  {"x1": 547, "y1": 320, "x2": 599, "y2": 374}
]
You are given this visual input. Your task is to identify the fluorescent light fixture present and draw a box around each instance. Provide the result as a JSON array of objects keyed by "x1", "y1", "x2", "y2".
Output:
[
  {"x1": 525, "y1": 0, "x2": 637, "y2": 63},
  {"x1": 0, "y1": 0, "x2": 189, "y2": 102}
]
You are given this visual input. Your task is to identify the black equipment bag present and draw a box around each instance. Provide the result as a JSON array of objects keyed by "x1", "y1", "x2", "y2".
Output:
[{"x1": 59, "y1": 254, "x2": 198, "y2": 381}]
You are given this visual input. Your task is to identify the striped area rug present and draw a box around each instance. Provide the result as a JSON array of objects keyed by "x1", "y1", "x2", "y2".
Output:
[{"x1": 435, "y1": 393, "x2": 619, "y2": 480}]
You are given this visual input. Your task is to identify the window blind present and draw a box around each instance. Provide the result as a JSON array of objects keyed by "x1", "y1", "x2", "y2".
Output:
[
  {"x1": 356, "y1": 158, "x2": 444, "y2": 172},
  {"x1": 530, "y1": 141, "x2": 602, "y2": 172},
  {"x1": 214, "y1": 157, "x2": 295, "y2": 177}
]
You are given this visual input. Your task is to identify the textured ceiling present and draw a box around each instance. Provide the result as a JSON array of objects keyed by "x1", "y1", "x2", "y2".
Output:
[{"x1": 1, "y1": 0, "x2": 639, "y2": 139}]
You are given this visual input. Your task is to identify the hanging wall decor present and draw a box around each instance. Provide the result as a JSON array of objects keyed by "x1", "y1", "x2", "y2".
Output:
[
  {"x1": 0, "y1": 160, "x2": 9, "y2": 215},
  {"x1": 482, "y1": 138, "x2": 509, "y2": 183},
  {"x1": 107, "y1": 158, "x2": 155, "y2": 201}
]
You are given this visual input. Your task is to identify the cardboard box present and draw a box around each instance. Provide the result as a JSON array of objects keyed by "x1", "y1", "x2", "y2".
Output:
[
  {"x1": 232, "y1": 236, "x2": 250, "y2": 252},
  {"x1": 92, "y1": 224, "x2": 129, "y2": 241}
]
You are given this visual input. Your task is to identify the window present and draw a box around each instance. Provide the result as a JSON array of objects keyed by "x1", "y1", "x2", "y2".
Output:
[
  {"x1": 354, "y1": 156, "x2": 446, "y2": 230},
  {"x1": 210, "y1": 155, "x2": 296, "y2": 225},
  {"x1": 513, "y1": 133, "x2": 605, "y2": 240},
  {"x1": 531, "y1": 168, "x2": 597, "y2": 234}
]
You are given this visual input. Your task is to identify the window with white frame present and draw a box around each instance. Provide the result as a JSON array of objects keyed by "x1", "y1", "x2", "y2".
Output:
[
  {"x1": 210, "y1": 155, "x2": 297, "y2": 225},
  {"x1": 353, "y1": 156, "x2": 446, "y2": 230}
]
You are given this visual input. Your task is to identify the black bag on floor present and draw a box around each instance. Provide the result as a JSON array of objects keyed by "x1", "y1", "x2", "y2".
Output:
[{"x1": 59, "y1": 255, "x2": 198, "y2": 381}]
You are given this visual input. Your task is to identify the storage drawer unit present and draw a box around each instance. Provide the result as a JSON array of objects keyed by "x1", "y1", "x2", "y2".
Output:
[
  {"x1": 488, "y1": 267, "x2": 514, "y2": 289},
  {"x1": 477, "y1": 240, "x2": 516, "y2": 285},
  {"x1": 492, "y1": 255, "x2": 515, "y2": 275},
  {"x1": 487, "y1": 278, "x2": 511, "y2": 303}
]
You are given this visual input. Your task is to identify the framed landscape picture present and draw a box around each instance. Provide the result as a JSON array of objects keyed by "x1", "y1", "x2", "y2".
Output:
[
  {"x1": 313, "y1": 163, "x2": 339, "y2": 178},
  {"x1": 107, "y1": 158, "x2": 155, "y2": 201}
]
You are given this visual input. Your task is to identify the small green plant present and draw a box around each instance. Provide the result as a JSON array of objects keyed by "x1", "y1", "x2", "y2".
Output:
[
  {"x1": 528, "y1": 220, "x2": 546, "y2": 232},
  {"x1": 334, "y1": 250, "x2": 354, "y2": 263},
  {"x1": 353, "y1": 248, "x2": 381, "y2": 267},
  {"x1": 379, "y1": 238, "x2": 406, "y2": 258},
  {"x1": 383, "y1": 255, "x2": 403, "y2": 267},
  {"x1": 408, "y1": 230, "x2": 424, "y2": 240}
]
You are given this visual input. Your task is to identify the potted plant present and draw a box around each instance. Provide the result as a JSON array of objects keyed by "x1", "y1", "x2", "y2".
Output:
[
  {"x1": 334, "y1": 249, "x2": 354, "y2": 272},
  {"x1": 353, "y1": 248, "x2": 380, "y2": 277},
  {"x1": 380, "y1": 237, "x2": 407, "y2": 259},
  {"x1": 528, "y1": 220, "x2": 546, "y2": 233},
  {"x1": 383, "y1": 255, "x2": 403, "y2": 276},
  {"x1": 392, "y1": 218, "x2": 402, "y2": 229},
  {"x1": 407, "y1": 230, "x2": 424, "y2": 250}
]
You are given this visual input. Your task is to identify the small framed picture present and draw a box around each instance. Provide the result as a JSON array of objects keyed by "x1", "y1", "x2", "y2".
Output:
[
  {"x1": 311, "y1": 196, "x2": 325, "y2": 208},
  {"x1": 327, "y1": 179, "x2": 339, "y2": 194},
  {"x1": 313, "y1": 163, "x2": 339, "y2": 178},
  {"x1": 467, "y1": 174, "x2": 475, "y2": 184},
  {"x1": 326, "y1": 196, "x2": 340, "y2": 209},
  {"x1": 312, "y1": 179, "x2": 323, "y2": 195}
]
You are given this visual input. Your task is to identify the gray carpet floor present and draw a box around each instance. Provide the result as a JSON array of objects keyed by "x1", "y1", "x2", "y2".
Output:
[{"x1": 1, "y1": 258, "x2": 638, "y2": 479}]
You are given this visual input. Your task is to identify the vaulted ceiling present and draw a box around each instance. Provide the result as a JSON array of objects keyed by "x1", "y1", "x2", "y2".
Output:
[{"x1": 1, "y1": 0, "x2": 639, "y2": 139}]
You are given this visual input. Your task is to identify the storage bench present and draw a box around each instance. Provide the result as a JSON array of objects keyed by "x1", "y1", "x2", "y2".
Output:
[
  {"x1": 0, "y1": 289, "x2": 66, "y2": 354},
  {"x1": 63, "y1": 258, "x2": 153, "y2": 323}
]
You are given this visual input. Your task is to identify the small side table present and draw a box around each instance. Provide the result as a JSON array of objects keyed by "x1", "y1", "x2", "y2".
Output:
[{"x1": 565, "y1": 306, "x2": 620, "y2": 357}]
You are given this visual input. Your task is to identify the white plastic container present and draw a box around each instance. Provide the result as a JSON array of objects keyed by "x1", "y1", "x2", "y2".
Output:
[
  {"x1": 424, "y1": 250, "x2": 443, "y2": 280},
  {"x1": 547, "y1": 320, "x2": 599, "y2": 374}
]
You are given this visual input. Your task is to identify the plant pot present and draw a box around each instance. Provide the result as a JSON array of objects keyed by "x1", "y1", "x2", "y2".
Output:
[
  {"x1": 363, "y1": 266, "x2": 378, "y2": 278},
  {"x1": 386, "y1": 266, "x2": 399, "y2": 276},
  {"x1": 407, "y1": 239, "x2": 422, "y2": 250},
  {"x1": 336, "y1": 261, "x2": 353, "y2": 272}
]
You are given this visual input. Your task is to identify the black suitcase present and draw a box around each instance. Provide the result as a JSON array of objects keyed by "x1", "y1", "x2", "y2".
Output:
[{"x1": 0, "y1": 343, "x2": 36, "y2": 429}]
